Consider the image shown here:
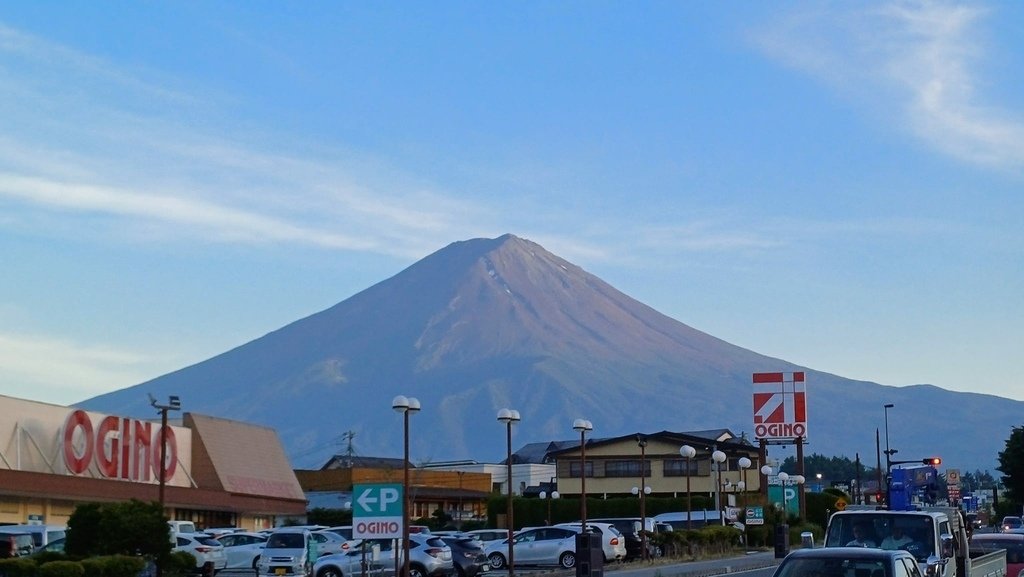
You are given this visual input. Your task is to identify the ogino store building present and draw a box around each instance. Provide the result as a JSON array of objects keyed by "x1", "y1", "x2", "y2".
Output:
[{"x1": 0, "y1": 395, "x2": 306, "y2": 530}]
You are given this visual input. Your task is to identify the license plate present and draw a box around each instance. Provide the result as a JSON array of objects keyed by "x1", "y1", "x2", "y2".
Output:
[
  {"x1": 482, "y1": 565, "x2": 490, "y2": 572},
  {"x1": 274, "y1": 569, "x2": 287, "y2": 576}
]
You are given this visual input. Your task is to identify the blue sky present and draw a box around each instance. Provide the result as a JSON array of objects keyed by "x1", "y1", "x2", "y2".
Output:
[{"x1": 1, "y1": 1, "x2": 1021, "y2": 406}]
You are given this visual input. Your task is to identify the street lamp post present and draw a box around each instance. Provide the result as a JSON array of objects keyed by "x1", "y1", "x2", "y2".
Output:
[
  {"x1": 630, "y1": 485, "x2": 651, "y2": 559},
  {"x1": 636, "y1": 435, "x2": 649, "y2": 561},
  {"x1": 149, "y1": 394, "x2": 181, "y2": 512},
  {"x1": 456, "y1": 471, "x2": 465, "y2": 530},
  {"x1": 392, "y1": 395, "x2": 421, "y2": 577},
  {"x1": 497, "y1": 408, "x2": 521, "y2": 577},
  {"x1": 778, "y1": 472, "x2": 790, "y2": 517},
  {"x1": 149, "y1": 394, "x2": 180, "y2": 577},
  {"x1": 679, "y1": 445, "x2": 696, "y2": 530},
  {"x1": 573, "y1": 419, "x2": 594, "y2": 533},
  {"x1": 711, "y1": 450, "x2": 726, "y2": 526},
  {"x1": 760, "y1": 465, "x2": 774, "y2": 512},
  {"x1": 792, "y1": 475, "x2": 806, "y2": 520},
  {"x1": 884, "y1": 403, "x2": 895, "y2": 506},
  {"x1": 738, "y1": 457, "x2": 751, "y2": 509},
  {"x1": 539, "y1": 490, "x2": 559, "y2": 525}
]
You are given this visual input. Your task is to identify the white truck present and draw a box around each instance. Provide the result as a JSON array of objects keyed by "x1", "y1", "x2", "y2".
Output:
[{"x1": 824, "y1": 507, "x2": 1005, "y2": 577}]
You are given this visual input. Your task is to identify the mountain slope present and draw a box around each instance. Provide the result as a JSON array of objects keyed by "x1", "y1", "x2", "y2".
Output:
[{"x1": 79, "y1": 234, "x2": 1019, "y2": 471}]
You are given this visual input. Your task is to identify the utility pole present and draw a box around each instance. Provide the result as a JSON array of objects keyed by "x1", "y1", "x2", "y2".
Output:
[{"x1": 149, "y1": 394, "x2": 181, "y2": 577}]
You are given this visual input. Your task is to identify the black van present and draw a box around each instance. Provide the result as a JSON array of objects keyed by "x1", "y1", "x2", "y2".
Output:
[{"x1": 0, "y1": 532, "x2": 34, "y2": 558}]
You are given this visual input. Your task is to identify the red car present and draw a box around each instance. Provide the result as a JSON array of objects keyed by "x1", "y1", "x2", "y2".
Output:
[{"x1": 970, "y1": 533, "x2": 1024, "y2": 577}]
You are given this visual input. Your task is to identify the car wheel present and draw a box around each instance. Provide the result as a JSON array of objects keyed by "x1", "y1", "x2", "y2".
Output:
[
  {"x1": 252, "y1": 556, "x2": 260, "y2": 571},
  {"x1": 488, "y1": 553, "x2": 506, "y2": 570},
  {"x1": 559, "y1": 552, "x2": 576, "y2": 569},
  {"x1": 318, "y1": 567, "x2": 343, "y2": 577},
  {"x1": 456, "y1": 565, "x2": 467, "y2": 577},
  {"x1": 409, "y1": 564, "x2": 427, "y2": 577}
]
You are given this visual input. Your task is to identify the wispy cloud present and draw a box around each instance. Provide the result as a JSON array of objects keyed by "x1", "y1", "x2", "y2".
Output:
[
  {"x1": 752, "y1": 0, "x2": 1024, "y2": 170},
  {"x1": 0, "y1": 332, "x2": 157, "y2": 403},
  {"x1": 0, "y1": 21, "x2": 501, "y2": 260}
]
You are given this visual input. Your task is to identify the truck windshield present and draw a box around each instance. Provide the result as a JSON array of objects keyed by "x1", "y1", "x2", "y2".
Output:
[{"x1": 826, "y1": 514, "x2": 935, "y2": 562}]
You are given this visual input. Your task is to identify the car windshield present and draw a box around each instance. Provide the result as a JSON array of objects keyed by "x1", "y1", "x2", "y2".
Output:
[
  {"x1": 778, "y1": 558, "x2": 890, "y2": 577},
  {"x1": 267, "y1": 533, "x2": 305, "y2": 549},
  {"x1": 826, "y1": 515, "x2": 935, "y2": 561}
]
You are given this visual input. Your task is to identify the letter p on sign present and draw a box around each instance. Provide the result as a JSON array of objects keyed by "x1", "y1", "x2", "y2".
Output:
[{"x1": 380, "y1": 487, "x2": 400, "y2": 510}]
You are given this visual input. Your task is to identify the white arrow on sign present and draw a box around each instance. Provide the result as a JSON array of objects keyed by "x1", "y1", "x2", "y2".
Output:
[
  {"x1": 357, "y1": 488, "x2": 378, "y2": 511},
  {"x1": 358, "y1": 487, "x2": 401, "y2": 513}
]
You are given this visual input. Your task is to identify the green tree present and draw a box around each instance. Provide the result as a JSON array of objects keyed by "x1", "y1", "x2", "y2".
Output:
[
  {"x1": 65, "y1": 500, "x2": 172, "y2": 562},
  {"x1": 997, "y1": 426, "x2": 1024, "y2": 505},
  {"x1": 65, "y1": 502, "x2": 103, "y2": 558}
]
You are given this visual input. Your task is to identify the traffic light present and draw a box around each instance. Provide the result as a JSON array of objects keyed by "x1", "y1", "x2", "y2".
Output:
[{"x1": 922, "y1": 457, "x2": 942, "y2": 466}]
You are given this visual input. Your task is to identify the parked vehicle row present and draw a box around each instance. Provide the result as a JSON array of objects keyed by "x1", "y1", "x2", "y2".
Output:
[
  {"x1": 482, "y1": 522, "x2": 626, "y2": 571},
  {"x1": 312, "y1": 533, "x2": 454, "y2": 577}
]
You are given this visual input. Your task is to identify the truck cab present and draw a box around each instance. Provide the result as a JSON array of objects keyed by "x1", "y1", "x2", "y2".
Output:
[{"x1": 824, "y1": 508, "x2": 1004, "y2": 577}]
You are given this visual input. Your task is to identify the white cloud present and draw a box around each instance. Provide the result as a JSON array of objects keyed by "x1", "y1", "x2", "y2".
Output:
[
  {"x1": 753, "y1": 1, "x2": 1024, "y2": 170},
  {"x1": 0, "y1": 21, "x2": 495, "y2": 260},
  {"x1": 0, "y1": 332, "x2": 155, "y2": 403}
]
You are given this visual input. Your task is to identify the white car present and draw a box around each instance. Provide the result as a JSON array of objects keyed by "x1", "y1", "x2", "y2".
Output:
[
  {"x1": 174, "y1": 532, "x2": 228, "y2": 575},
  {"x1": 554, "y1": 522, "x2": 627, "y2": 562},
  {"x1": 215, "y1": 530, "x2": 268, "y2": 571}
]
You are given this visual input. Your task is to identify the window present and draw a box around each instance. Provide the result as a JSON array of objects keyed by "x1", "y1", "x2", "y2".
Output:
[
  {"x1": 892, "y1": 558, "x2": 912, "y2": 577},
  {"x1": 604, "y1": 460, "x2": 652, "y2": 478},
  {"x1": 663, "y1": 459, "x2": 699, "y2": 477},
  {"x1": 569, "y1": 461, "x2": 594, "y2": 478}
]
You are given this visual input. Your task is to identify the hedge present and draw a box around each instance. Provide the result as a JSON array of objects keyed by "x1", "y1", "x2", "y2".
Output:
[
  {"x1": 0, "y1": 558, "x2": 38, "y2": 577},
  {"x1": 37, "y1": 561, "x2": 84, "y2": 577}
]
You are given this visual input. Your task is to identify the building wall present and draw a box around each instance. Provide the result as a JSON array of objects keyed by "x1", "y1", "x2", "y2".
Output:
[
  {"x1": 0, "y1": 395, "x2": 193, "y2": 488},
  {"x1": 555, "y1": 436, "x2": 761, "y2": 499},
  {"x1": 0, "y1": 496, "x2": 75, "y2": 526},
  {"x1": 0, "y1": 396, "x2": 306, "y2": 528}
]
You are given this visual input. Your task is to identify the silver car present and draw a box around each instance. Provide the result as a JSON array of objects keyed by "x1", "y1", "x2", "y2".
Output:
[
  {"x1": 313, "y1": 534, "x2": 453, "y2": 577},
  {"x1": 483, "y1": 526, "x2": 578, "y2": 569}
]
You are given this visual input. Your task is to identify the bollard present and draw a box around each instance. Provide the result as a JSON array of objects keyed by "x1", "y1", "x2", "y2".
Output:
[
  {"x1": 774, "y1": 524, "x2": 790, "y2": 558},
  {"x1": 800, "y1": 531, "x2": 814, "y2": 549}
]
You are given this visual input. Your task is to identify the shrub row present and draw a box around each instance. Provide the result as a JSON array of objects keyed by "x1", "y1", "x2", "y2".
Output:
[{"x1": 0, "y1": 551, "x2": 194, "y2": 577}]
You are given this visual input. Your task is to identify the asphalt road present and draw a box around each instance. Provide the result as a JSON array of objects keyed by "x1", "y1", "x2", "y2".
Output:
[{"x1": 219, "y1": 551, "x2": 783, "y2": 577}]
